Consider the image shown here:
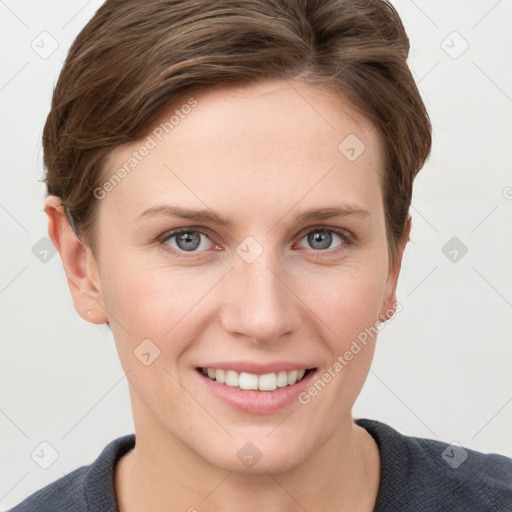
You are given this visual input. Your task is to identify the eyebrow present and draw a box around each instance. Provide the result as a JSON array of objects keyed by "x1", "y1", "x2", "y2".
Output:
[{"x1": 135, "y1": 204, "x2": 371, "y2": 227}]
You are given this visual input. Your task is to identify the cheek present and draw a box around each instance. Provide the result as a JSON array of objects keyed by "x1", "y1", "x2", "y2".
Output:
[
  {"x1": 98, "y1": 253, "x2": 219, "y2": 362},
  {"x1": 300, "y1": 263, "x2": 387, "y2": 345},
  {"x1": 292, "y1": 269, "x2": 385, "y2": 440}
]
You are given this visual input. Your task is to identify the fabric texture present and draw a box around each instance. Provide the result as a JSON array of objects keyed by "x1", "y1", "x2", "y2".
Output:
[{"x1": 9, "y1": 419, "x2": 512, "y2": 511}]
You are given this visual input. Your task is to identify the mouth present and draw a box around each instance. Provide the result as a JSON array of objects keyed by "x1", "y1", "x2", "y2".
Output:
[
  {"x1": 194, "y1": 362, "x2": 318, "y2": 414},
  {"x1": 196, "y1": 367, "x2": 315, "y2": 391}
]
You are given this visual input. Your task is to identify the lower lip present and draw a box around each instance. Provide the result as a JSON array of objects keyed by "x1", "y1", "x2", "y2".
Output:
[{"x1": 195, "y1": 368, "x2": 317, "y2": 414}]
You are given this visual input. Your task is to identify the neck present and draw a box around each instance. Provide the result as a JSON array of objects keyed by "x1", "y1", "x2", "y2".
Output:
[{"x1": 115, "y1": 397, "x2": 380, "y2": 512}]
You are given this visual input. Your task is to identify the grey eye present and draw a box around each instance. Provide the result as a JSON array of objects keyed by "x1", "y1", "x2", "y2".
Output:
[
  {"x1": 177, "y1": 232, "x2": 201, "y2": 251},
  {"x1": 298, "y1": 229, "x2": 344, "y2": 251},
  {"x1": 308, "y1": 230, "x2": 332, "y2": 250},
  {"x1": 168, "y1": 231, "x2": 208, "y2": 252}
]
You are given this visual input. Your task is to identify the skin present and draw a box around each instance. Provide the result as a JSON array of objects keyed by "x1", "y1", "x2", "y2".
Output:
[{"x1": 46, "y1": 80, "x2": 409, "y2": 512}]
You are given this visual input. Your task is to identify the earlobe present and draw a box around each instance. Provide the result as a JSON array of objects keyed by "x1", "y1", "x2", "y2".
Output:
[
  {"x1": 44, "y1": 195, "x2": 108, "y2": 324},
  {"x1": 378, "y1": 217, "x2": 411, "y2": 323}
]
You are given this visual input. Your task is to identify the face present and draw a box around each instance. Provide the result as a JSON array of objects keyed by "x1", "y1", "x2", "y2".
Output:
[{"x1": 87, "y1": 80, "x2": 401, "y2": 473}]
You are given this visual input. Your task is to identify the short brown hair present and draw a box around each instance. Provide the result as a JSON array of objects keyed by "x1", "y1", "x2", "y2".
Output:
[{"x1": 43, "y1": 0, "x2": 431, "y2": 262}]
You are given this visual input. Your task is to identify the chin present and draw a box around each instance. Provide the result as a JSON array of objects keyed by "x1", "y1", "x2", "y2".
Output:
[{"x1": 196, "y1": 431, "x2": 314, "y2": 475}]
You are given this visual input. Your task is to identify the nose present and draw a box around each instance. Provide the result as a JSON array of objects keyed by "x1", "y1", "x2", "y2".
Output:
[{"x1": 219, "y1": 249, "x2": 301, "y2": 345}]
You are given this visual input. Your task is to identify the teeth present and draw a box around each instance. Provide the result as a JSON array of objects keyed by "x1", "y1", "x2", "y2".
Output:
[
  {"x1": 224, "y1": 370, "x2": 239, "y2": 387},
  {"x1": 239, "y1": 372, "x2": 259, "y2": 390},
  {"x1": 216, "y1": 369, "x2": 225, "y2": 384},
  {"x1": 202, "y1": 367, "x2": 309, "y2": 391},
  {"x1": 258, "y1": 373, "x2": 277, "y2": 391},
  {"x1": 287, "y1": 370, "x2": 298, "y2": 385},
  {"x1": 276, "y1": 371, "x2": 288, "y2": 388}
]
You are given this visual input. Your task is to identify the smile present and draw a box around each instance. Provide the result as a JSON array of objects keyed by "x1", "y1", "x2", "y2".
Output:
[{"x1": 198, "y1": 367, "x2": 311, "y2": 391}]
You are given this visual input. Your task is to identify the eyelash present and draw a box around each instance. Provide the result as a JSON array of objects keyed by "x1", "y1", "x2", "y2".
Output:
[{"x1": 157, "y1": 226, "x2": 353, "y2": 258}]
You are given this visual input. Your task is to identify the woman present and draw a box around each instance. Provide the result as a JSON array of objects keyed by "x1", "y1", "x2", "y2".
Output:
[{"x1": 10, "y1": 0, "x2": 512, "y2": 510}]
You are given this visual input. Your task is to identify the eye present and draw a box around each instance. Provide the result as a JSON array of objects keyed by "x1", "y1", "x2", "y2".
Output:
[
  {"x1": 158, "y1": 226, "x2": 351, "y2": 257},
  {"x1": 160, "y1": 229, "x2": 215, "y2": 254},
  {"x1": 296, "y1": 227, "x2": 348, "y2": 252}
]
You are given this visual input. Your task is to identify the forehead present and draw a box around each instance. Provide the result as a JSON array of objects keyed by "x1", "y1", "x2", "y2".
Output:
[
  {"x1": 153, "y1": 80, "x2": 381, "y2": 164},
  {"x1": 101, "y1": 80, "x2": 384, "y2": 224}
]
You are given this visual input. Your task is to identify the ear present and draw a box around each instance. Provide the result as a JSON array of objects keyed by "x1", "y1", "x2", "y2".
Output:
[
  {"x1": 44, "y1": 195, "x2": 108, "y2": 324},
  {"x1": 378, "y1": 217, "x2": 411, "y2": 323}
]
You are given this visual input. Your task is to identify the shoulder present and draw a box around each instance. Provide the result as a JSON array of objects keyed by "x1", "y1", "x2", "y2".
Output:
[
  {"x1": 8, "y1": 434, "x2": 135, "y2": 512},
  {"x1": 356, "y1": 418, "x2": 512, "y2": 512},
  {"x1": 8, "y1": 467, "x2": 89, "y2": 512}
]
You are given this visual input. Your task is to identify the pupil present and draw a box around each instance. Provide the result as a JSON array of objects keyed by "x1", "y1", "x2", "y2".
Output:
[
  {"x1": 308, "y1": 230, "x2": 331, "y2": 250},
  {"x1": 177, "y1": 231, "x2": 201, "y2": 251}
]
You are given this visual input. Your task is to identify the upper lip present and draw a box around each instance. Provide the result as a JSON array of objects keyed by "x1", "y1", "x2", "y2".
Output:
[{"x1": 197, "y1": 361, "x2": 316, "y2": 375}]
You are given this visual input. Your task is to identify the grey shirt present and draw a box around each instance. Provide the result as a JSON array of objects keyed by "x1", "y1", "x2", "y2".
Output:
[{"x1": 9, "y1": 418, "x2": 512, "y2": 511}]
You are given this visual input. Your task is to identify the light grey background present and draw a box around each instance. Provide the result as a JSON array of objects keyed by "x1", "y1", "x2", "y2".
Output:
[{"x1": 1, "y1": 0, "x2": 511, "y2": 508}]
